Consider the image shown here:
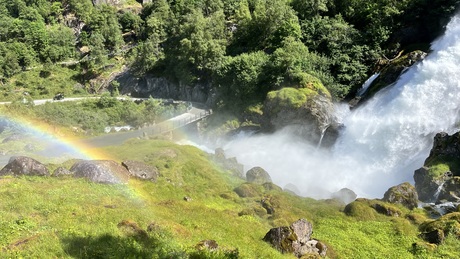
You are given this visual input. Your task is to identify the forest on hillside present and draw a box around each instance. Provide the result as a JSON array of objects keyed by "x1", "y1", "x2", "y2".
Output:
[{"x1": 0, "y1": 0, "x2": 459, "y2": 109}]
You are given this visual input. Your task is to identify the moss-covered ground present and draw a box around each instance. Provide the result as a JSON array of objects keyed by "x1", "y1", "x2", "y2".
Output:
[{"x1": 1, "y1": 135, "x2": 460, "y2": 258}]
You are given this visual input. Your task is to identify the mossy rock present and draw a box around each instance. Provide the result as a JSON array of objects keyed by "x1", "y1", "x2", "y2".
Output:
[
  {"x1": 262, "y1": 182, "x2": 282, "y2": 192},
  {"x1": 343, "y1": 199, "x2": 377, "y2": 220},
  {"x1": 420, "y1": 212, "x2": 460, "y2": 238},
  {"x1": 368, "y1": 51, "x2": 426, "y2": 96},
  {"x1": 406, "y1": 211, "x2": 429, "y2": 225},
  {"x1": 238, "y1": 204, "x2": 267, "y2": 218},
  {"x1": 266, "y1": 87, "x2": 317, "y2": 112},
  {"x1": 233, "y1": 183, "x2": 264, "y2": 198}
]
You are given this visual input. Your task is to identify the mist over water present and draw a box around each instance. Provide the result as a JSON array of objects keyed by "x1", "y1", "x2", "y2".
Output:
[{"x1": 221, "y1": 13, "x2": 460, "y2": 199}]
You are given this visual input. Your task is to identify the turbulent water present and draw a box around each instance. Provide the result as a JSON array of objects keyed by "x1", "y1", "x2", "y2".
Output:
[{"x1": 221, "y1": 13, "x2": 460, "y2": 199}]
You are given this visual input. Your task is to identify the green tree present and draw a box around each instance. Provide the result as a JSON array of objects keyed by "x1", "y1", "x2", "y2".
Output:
[
  {"x1": 216, "y1": 51, "x2": 269, "y2": 108},
  {"x1": 171, "y1": 8, "x2": 227, "y2": 83},
  {"x1": 229, "y1": 0, "x2": 301, "y2": 54}
]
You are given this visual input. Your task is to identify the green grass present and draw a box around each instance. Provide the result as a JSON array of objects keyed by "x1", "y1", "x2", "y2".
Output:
[{"x1": 1, "y1": 139, "x2": 459, "y2": 258}]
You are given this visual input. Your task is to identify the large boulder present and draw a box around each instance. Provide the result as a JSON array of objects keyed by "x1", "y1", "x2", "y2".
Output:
[
  {"x1": 246, "y1": 166, "x2": 272, "y2": 184},
  {"x1": 70, "y1": 160, "x2": 130, "y2": 184},
  {"x1": 122, "y1": 160, "x2": 159, "y2": 181},
  {"x1": 382, "y1": 182, "x2": 419, "y2": 210},
  {"x1": 262, "y1": 88, "x2": 340, "y2": 148},
  {"x1": 263, "y1": 218, "x2": 327, "y2": 258},
  {"x1": 419, "y1": 212, "x2": 460, "y2": 244},
  {"x1": 0, "y1": 156, "x2": 49, "y2": 176},
  {"x1": 414, "y1": 132, "x2": 460, "y2": 203}
]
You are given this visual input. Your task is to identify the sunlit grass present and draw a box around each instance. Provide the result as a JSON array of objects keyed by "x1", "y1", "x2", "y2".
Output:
[{"x1": 0, "y1": 139, "x2": 456, "y2": 258}]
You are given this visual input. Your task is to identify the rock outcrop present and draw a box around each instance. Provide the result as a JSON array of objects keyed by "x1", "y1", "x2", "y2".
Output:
[
  {"x1": 262, "y1": 88, "x2": 340, "y2": 147},
  {"x1": 246, "y1": 166, "x2": 272, "y2": 184},
  {"x1": 122, "y1": 160, "x2": 159, "y2": 181},
  {"x1": 419, "y1": 212, "x2": 460, "y2": 244},
  {"x1": 263, "y1": 218, "x2": 327, "y2": 258},
  {"x1": 414, "y1": 132, "x2": 460, "y2": 203},
  {"x1": 382, "y1": 182, "x2": 418, "y2": 210},
  {"x1": 70, "y1": 160, "x2": 130, "y2": 184},
  {"x1": 351, "y1": 50, "x2": 427, "y2": 107},
  {"x1": 0, "y1": 156, "x2": 49, "y2": 176},
  {"x1": 115, "y1": 71, "x2": 214, "y2": 106}
]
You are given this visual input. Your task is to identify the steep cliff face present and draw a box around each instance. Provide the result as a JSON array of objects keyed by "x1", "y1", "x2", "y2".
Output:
[{"x1": 114, "y1": 71, "x2": 215, "y2": 105}]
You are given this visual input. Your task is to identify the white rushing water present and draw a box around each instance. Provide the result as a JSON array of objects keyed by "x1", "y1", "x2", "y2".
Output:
[{"x1": 221, "y1": 13, "x2": 460, "y2": 199}]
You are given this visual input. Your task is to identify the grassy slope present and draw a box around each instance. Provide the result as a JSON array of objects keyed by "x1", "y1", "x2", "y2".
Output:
[{"x1": 0, "y1": 138, "x2": 459, "y2": 258}]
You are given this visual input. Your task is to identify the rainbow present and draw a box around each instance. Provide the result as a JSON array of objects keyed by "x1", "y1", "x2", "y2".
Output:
[
  {"x1": 0, "y1": 113, "x2": 111, "y2": 165},
  {"x1": 0, "y1": 113, "x2": 152, "y2": 203}
]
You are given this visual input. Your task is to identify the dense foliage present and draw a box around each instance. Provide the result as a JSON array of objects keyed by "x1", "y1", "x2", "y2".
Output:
[{"x1": 0, "y1": 0, "x2": 459, "y2": 108}]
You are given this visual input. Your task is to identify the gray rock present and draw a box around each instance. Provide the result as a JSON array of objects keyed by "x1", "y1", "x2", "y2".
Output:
[
  {"x1": 246, "y1": 166, "x2": 272, "y2": 184},
  {"x1": 414, "y1": 132, "x2": 460, "y2": 203},
  {"x1": 70, "y1": 160, "x2": 130, "y2": 184},
  {"x1": 0, "y1": 156, "x2": 49, "y2": 176},
  {"x1": 262, "y1": 92, "x2": 340, "y2": 148},
  {"x1": 122, "y1": 160, "x2": 159, "y2": 181},
  {"x1": 382, "y1": 182, "x2": 418, "y2": 210},
  {"x1": 263, "y1": 218, "x2": 327, "y2": 258},
  {"x1": 53, "y1": 167, "x2": 73, "y2": 177}
]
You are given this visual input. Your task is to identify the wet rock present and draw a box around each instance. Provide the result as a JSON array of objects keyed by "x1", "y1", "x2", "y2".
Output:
[
  {"x1": 70, "y1": 160, "x2": 130, "y2": 184},
  {"x1": 0, "y1": 156, "x2": 49, "y2": 176},
  {"x1": 246, "y1": 166, "x2": 272, "y2": 184},
  {"x1": 122, "y1": 160, "x2": 159, "y2": 181},
  {"x1": 383, "y1": 182, "x2": 419, "y2": 210},
  {"x1": 331, "y1": 188, "x2": 357, "y2": 205},
  {"x1": 357, "y1": 50, "x2": 427, "y2": 105},
  {"x1": 263, "y1": 218, "x2": 327, "y2": 258},
  {"x1": 414, "y1": 132, "x2": 460, "y2": 203},
  {"x1": 262, "y1": 89, "x2": 339, "y2": 147}
]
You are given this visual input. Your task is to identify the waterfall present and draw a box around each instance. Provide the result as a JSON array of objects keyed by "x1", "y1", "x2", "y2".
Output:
[
  {"x1": 433, "y1": 182, "x2": 445, "y2": 203},
  {"x1": 357, "y1": 73, "x2": 380, "y2": 96},
  {"x1": 316, "y1": 125, "x2": 329, "y2": 149},
  {"x1": 222, "y1": 13, "x2": 460, "y2": 199}
]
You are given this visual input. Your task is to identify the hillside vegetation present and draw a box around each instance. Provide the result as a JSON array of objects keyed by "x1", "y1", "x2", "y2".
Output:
[
  {"x1": 1, "y1": 137, "x2": 460, "y2": 258},
  {"x1": 1, "y1": 0, "x2": 459, "y2": 110}
]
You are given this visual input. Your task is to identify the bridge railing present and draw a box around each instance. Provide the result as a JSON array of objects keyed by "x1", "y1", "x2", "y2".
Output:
[{"x1": 149, "y1": 110, "x2": 212, "y2": 136}]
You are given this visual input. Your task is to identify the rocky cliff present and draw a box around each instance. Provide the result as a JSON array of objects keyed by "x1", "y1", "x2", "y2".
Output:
[
  {"x1": 414, "y1": 132, "x2": 460, "y2": 203},
  {"x1": 114, "y1": 71, "x2": 215, "y2": 106}
]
